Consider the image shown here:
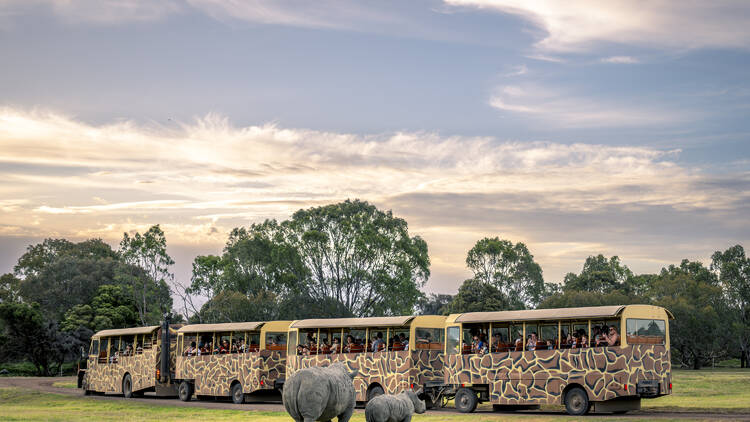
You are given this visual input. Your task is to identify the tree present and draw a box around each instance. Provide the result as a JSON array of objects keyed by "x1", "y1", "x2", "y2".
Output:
[
  {"x1": 284, "y1": 200, "x2": 429, "y2": 317},
  {"x1": 416, "y1": 293, "x2": 454, "y2": 315},
  {"x1": 465, "y1": 237, "x2": 544, "y2": 308},
  {"x1": 0, "y1": 302, "x2": 82, "y2": 376},
  {"x1": 15, "y1": 239, "x2": 121, "y2": 320},
  {"x1": 711, "y1": 245, "x2": 750, "y2": 368},
  {"x1": 650, "y1": 260, "x2": 725, "y2": 369},
  {"x1": 119, "y1": 225, "x2": 174, "y2": 324},
  {"x1": 446, "y1": 279, "x2": 513, "y2": 314},
  {"x1": 562, "y1": 255, "x2": 633, "y2": 294},
  {"x1": 538, "y1": 289, "x2": 640, "y2": 309},
  {"x1": 61, "y1": 284, "x2": 139, "y2": 333},
  {"x1": 0, "y1": 273, "x2": 21, "y2": 303}
]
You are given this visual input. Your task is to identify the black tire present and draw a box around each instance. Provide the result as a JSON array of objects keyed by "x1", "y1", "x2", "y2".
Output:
[
  {"x1": 122, "y1": 374, "x2": 133, "y2": 399},
  {"x1": 564, "y1": 387, "x2": 590, "y2": 416},
  {"x1": 231, "y1": 383, "x2": 245, "y2": 404},
  {"x1": 455, "y1": 387, "x2": 478, "y2": 413},
  {"x1": 366, "y1": 385, "x2": 385, "y2": 402},
  {"x1": 178, "y1": 381, "x2": 193, "y2": 402}
]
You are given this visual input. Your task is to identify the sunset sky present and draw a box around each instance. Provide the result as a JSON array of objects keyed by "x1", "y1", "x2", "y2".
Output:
[{"x1": 1, "y1": 1, "x2": 749, "y2": 294}]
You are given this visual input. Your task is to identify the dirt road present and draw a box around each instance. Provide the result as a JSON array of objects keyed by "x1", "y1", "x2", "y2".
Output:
[{"x1": 2, "y1": 376, "x2": 749, "y2": 420}]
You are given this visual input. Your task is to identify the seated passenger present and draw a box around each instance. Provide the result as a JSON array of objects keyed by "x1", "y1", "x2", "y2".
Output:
[
  {"x1": 296, "y1": 344, "x2": 305, "y2": 355},
  {"x1": 579, "y1": 330, "x2": 588, "y2": 348},
  {"x1": 219, "y1": 339, "x2": 230, "y2": 354},
  {"x1": 371, "y1": 332, "x2": 385, "y2": 352},
  {"x1": 199, "y1": 342, "x2": 208, "y2": 355},
  {"x1": 184, "y1": 341, "x2": 197, "y2": 357},
  {"x1": 329, "y1": 337, "x2": 340, "y2": 353},
  {"x1": 526, "y1": 332, "x2": 538, "y2": 351},
  {"x1": 124, "y1": 344, "x2": 133, "y2": 356},
  {"x1": 398, "y1": 333, "x2": 409, "y2": 351},
  {"x1": 492, "y1": 333, "x2": 503, "y2": 352},
  {"x1": 603, "y1": 326, "x2": 620, "y2": 346},
  {"x1": 344, "y1": 335, "x2": 355, "y2": 353}
]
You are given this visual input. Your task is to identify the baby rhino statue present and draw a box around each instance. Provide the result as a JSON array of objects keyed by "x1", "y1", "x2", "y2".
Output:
[
  {"x1": 283, "y1": 362, "x2": 359, "y2": 422},
  {"x1": 365, "y1": 390, "x2": 427, "y2": 422}
]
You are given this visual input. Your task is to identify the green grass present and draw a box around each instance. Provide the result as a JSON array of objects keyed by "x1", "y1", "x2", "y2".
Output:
[
  {"x1": 642, "y1": 368, "x2": 750, "y2": 412},
  {"x1": 0, "y1": 369, "x2": 748, "y2": 421},
  {"x1": 0, "y1": 361, "x2": 78, "y2": 377}
]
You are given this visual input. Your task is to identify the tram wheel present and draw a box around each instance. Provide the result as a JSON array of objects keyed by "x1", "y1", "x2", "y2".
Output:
[
  {"x1": 122, "y1": 374, "x2": 133, "y2": 399},
  {"x1": 564, "y1": 387, "x2": 590, "y2": 416},
  {"x1": 455, "y1": 388, "x2": 478, "y2": 413},
  {"x1": 178, "y1": 381, "x2": 193, "y2": 402},
  {"x1": 231, "y1": 383, "x2": 245, "y2": 404},
  {"x1": 366, "y1": 385, "x2": 385, "y2": 402}
]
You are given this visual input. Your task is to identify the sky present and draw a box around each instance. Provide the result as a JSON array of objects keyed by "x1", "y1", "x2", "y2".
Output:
[{"x1": 1, "y1": 0, "x2": 749, "y2": 296}]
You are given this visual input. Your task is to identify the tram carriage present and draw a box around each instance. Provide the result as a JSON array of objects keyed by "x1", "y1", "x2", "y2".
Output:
[
  {"x1": 441, "y1": 304, "x2": 673, "y2": 415},
  {"x1": 173, "y1": 320, "x2": 291, "y2": 403},
  {"x1": 286, "y1": 315, "x2": 446, "y2": 403},
  {"x1": 81, "y1": 321, "x2": 180, "y2": 397}
]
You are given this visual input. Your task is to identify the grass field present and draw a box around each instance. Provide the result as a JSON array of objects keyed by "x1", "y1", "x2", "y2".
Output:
[{"x1": 0, "y1": 369, "x2": 748, "y2": 421}]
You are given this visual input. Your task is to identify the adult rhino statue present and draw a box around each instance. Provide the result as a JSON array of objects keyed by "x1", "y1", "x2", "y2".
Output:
[
  {"x1": 283, "y1": 362, "x2": 359, "y2": 422},
  {"x1": 365, "y1": 390, "x2": 426, "y2": 422}
]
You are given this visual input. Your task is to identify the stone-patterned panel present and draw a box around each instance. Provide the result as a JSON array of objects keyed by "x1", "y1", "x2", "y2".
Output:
[
  {"x1": 288, "y1": 350, "x2": 444, "y2": 401},
  {"x1": 83, "y1": 348, "x2": 158, "y2": 394},
  {"x1": 444, "y1": 345, "x2": 671, "y2": 405},
  {"x1": 175, "y1": 351, "x2": 286, "y2": 396}
]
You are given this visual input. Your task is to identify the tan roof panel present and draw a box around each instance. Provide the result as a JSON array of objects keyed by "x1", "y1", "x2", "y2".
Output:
[
  {"x1": 93, "y1": 326, "x2": 159, "y2": 338},
  {"x1": 455, "y1": 305, "x2": 626, "y2": 323},
  {"x1": 291, "y1": 316, "x2": 415, "y2": 329},
  {"x1": 178, "y1": 322, "x2": 264, "y2": 333}
]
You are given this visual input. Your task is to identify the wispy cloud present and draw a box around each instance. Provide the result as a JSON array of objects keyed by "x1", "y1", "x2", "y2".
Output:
[
  {"x1": 445, "y1": 0, "x2": 750, "y2": 52},
  {"x1": 488, "y1": 84, "x2": 682, "y2": 127},
  {"x1": 601, "y1": 55, "x2": 639, "y2": 64},
  {"x1": 1, "y1": 107, "x2": 748, "y2": 288}
]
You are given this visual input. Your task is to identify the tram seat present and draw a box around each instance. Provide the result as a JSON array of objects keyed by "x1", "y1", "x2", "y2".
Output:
[
  {"x1": 515, "y1": 343, "x2": 523, "y2": 352},
  {"x1": 536, "y1": 341, "x2": 548, "y2": 349},
  {"x1": 462, "y1": 344, "x2": 472, "y2": 354},
  {"x1": 391, "y1": 342, "x2": 404, "y2": 351},
  {"x1": 266, "y1": 344, "x2": 285, "y2": 351},
  {"x1": 348, "y1": 344, "x2": 364, "y2": 353},
  {"x1": 428, "y1": 342, "x2": 442, "y2": 350},
  {"x1": 248, "y1": 344, "x2": 259, "y2": 352}
]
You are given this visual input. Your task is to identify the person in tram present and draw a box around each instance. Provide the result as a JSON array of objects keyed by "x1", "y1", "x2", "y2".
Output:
[
  {"x1": 329, "y1": 337, "x2": 341, "y2": 354},
  {"x1": 371, "y1": 332, "x2": 385, "y2": 352},
  {"x1": 526, "y1": 332, "x2": 538, "y2": 351},
  {"x1": 184, "y1": 341, "x2": 197, "y2": 357},
  {"x1": 602, "y1": 325, "x2": 620, "y2": 346},
  {"x1": 398, "y1": 333, "x2": 409, "y2": 351},
  {"x1": 123, "y1": 344, "x2": 133, "y2": 357},
  {"x1": 344, "y1": 335, "x2": 355, "y2": 353}
]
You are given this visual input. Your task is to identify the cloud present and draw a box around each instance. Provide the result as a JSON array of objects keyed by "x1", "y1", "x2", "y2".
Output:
[
  {"x1": 0, "y1": 0, "x2": 182, "y2": 24},
  {"x1": 488, "y1": 84, "x2": 682, "y2": 127},
  {"x1": 444, "y1": 0, "x2": 750, "y2": 52},
  {"x1": 601, "y1": 56, "x2": 639, "y2": 64},
  {"x1": 1, "y1": 107, "x2": 748, "y2": 290}
]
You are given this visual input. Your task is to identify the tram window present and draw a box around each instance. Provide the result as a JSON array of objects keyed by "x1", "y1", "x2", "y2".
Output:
[
  {"x1": 287, "y1": 331, "x2": 298, "y2": 355},
  {"x1": 318, "y1": 330, "x2": 331, "y2": 353},
  {"x1": 525, "y1": 324, "x2": 539, "y2": 350},
  {"x1": 330, "y1": 330, "x2": 342, "y2": 353},
  {"x1": 97, "y1": 338, "x2": 108, "y2": 363},
  {"x1": 626, "y1": 319, "x2": 665, "y2": 344},
  {"x1": 231, "y1": 331, "x2": 244, "y2": 353},
  {"x1": 109, "y1": 337, "x2": 120, "y2": 363},
  {"x1": 390, "y1": 328, "x2": 409, "y2": 351},
  {"x1": 214, "y1": 332, "x2": 230, "y2": 354},
  {"x1": 491, "y1": 325, "x2": 510, "y2": 352},
  {"x1": 247, "y1": 332, "x2": 260, "y2": 352},
  {"x1": 300, "y1": 330, "x2": 317, "y2": 352},
  {"x1": 90, "y1": 338, "x2": 99, "y2": 358},
  {"x1": 572, "y1": 323, "x2": 588, "y2": 348},
  {"x1": 510, "y1": 324, "x2": 523, "y2": 351},
  {"x1": 121, "y1": 335, "x2": 135, "y2": 356},
  {"x1": 540, "y1": 325, "x2": 557, "y2": 349},
  {"x1": 415, "y1": 327, "x2": 444, "y2": 350},
  {"x1": 367, "y1": 328, "x2": 387, "y2": 352},
  {"x1": 446, "y1": 326, "x2": 460, "y2": 355},
  {"x1": 342, "y1": 329, "x2": 365, "y2": 353},
  {"x1": 265, "y1": 332, "x2": 287, "y2": 350}
]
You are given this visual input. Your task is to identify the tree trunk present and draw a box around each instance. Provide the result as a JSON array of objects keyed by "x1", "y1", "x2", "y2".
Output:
[
  {"x1": 742, "y1": 350, "x2": 747, "y2": 368},
  {"x1": 693, "y1": 356, "x2": 702, "y2": 370}
]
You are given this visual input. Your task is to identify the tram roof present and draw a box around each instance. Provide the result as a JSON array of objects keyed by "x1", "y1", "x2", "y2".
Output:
[
  {"x1": 93, "y1": 325, "x2": 159, "y2": 338},
  {"x1": 178, "y1": 322, "x2": 265, "y2": 333},
  {"x1": 454, "y1": 305, "x2": 627, "y2": 323},
  {"x1": 291, "y1": 316, "x2": 415, "y2": 329}
]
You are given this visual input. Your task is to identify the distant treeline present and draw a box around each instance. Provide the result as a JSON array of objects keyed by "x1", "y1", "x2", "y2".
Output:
[{"x1": 0, "y1": 199, "x2": 747, "y2": 375}]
